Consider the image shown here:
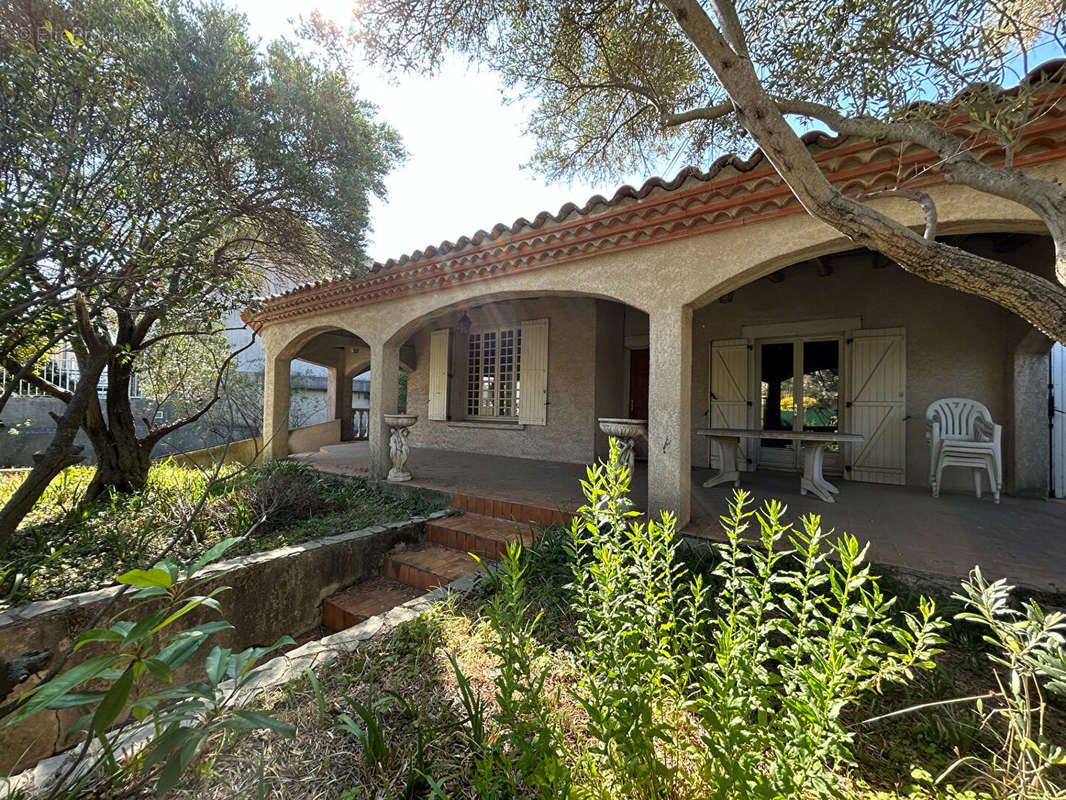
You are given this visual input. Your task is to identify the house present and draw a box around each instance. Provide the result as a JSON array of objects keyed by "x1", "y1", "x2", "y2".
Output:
[{"x1": 250, "y1": 75, "x2": 1066, "y2": 538}]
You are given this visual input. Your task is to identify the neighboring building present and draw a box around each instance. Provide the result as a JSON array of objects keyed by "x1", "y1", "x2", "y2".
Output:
[
  {"x1": 0, "y1": 314, "x2": 370, "y2": 468},
  {"x1": 251, "y1": 82, "x2": 1066, "y2": 528}
]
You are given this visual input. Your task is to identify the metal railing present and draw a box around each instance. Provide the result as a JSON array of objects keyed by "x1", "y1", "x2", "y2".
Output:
[{"x1": 1, "y1": 352, "x2": 141, "y2": 398}]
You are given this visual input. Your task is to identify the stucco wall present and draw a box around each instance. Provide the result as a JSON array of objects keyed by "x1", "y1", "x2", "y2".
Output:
[
  {"x1": 403, "y1": 297, "x2": 608, "y2": 463},
  {"x1": 288, "y1": 418, "x2": 342, "y2": 454},
  {"x1": 689, "y1": 238, "x2": 1052, "y2": 492},
  {"x1": 0, "y1": 517, "x2": 432, "y2": 774}
]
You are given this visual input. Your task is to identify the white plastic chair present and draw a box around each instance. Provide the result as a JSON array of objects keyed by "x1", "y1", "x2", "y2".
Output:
[{"x1": 926, "y1": 398, "x2": 1002, "y2": 503}]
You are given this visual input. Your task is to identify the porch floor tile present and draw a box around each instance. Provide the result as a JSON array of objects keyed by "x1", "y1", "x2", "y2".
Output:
[{"x1": 294, "y1": 442, "x2": 1066, "y2": 593}]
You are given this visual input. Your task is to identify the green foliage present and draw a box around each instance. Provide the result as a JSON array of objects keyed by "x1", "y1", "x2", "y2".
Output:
[
  {"x1": 941, "y1": 568, "x2": 1066, "y2": 797},
  {"x1": 337, "y1": 694, "x2": 393, "y2": 774},
  {"x1": 0, "y1": 0, "x2": 404, "y2": 513},
  {"x1": 484, "y1": 542, "x2": 572, "y2": 797},
  {"x1": 6, "y1": 539, "x2": 295, "y2": 797},
  {"x1": 0, "y1": 461, "x2": 444, "y2": 606},
  {"x1": 453, "y1": 440, "x2": 946, "y2": 799},
  {"x1": 355, "y1": 0, "x2": 1063, "y2": 182},
  {"x1": 695, "y1": 492, "x2": 946, "y2": 799}
]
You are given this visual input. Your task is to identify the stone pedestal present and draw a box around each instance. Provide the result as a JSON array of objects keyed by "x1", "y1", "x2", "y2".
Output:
[
  {"x1": 597, "y1": 418, "x2": 648, "y2": 475},
  {"x1": 383, "y1": 414, "x2": 418, "y2": 481}
]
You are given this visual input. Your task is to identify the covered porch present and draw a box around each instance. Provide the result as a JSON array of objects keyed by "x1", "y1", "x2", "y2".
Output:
[{"x1": 293, "y1": 441, "x2": 1066, "y2": 593}]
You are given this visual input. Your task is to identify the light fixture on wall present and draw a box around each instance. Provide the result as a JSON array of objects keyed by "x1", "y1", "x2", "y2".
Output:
[{"x1": 456, "y1": 311, "x2": 472, "y2": 337}]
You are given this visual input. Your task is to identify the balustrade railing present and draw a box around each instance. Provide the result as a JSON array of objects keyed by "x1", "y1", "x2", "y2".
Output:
[{"x1": 352, "y1": 408, "x2": 370, "y2": 440}]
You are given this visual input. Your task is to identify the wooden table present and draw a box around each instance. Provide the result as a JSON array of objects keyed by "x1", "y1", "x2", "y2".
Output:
[{"x1": 696, "y1": 428, "x2": 865, "y2": 503}]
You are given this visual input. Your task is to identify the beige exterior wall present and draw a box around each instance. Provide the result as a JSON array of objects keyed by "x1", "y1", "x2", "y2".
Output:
[
  {"x1": 689, "y1": 236, "x2": 1054, "y2": 492},
  {"x1": 403, "y1": 297, "x2": 629, "y2": 464},
  {"x1": 258, "y1": 161, "x2": 1065, "y2": 523}
]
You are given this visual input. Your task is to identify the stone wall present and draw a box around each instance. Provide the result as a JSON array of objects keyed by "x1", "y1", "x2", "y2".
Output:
[{"x1": 0, "y1": 514, "x2": 440, "y2": 774}]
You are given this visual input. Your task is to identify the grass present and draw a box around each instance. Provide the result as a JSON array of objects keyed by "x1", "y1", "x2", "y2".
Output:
[
  {"x1": 163, "y1": 527, "x2": 1066, "y2": 800},
  {"x1": 0, "y1": 460, "x2": 446, "y2": 608}
]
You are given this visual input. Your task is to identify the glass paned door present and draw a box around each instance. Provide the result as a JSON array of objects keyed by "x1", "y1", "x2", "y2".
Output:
[
  {"x1": 757, "y1": 337, "x2": 842, "y2": 473},
  {"x1": 759, "y1": 341, "x2": 796, "y2": 470},
  {"x1": 802, "y1": 339, "x2": 841, "y2": 473}
]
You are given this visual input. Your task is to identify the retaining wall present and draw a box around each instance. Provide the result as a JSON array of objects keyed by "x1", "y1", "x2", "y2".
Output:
[{"x1": 0, "y1": 513, "x2": 446, "y2": 774}]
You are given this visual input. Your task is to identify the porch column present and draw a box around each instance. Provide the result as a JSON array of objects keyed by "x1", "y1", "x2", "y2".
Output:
[
  {"x1": 368, "y1": 339, "x2": 400, "y2": 479},
  {"x1": 263, "y1": 352, "x2": 290, "y2": 461},
  {"x1": 326, "y1": 362, "x2": 354, "y2": 441},
  {"x1": 647, "y1": 305, "x2": 693, "y2": 527},
  {"x1": 1008, "y1": 327, "x2": 1052, "y2": 496}
]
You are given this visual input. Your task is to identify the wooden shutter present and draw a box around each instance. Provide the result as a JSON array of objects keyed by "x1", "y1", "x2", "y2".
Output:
[
  {"x1": 428, "y1": 328, "x2": 450, "y2": 421},
  {"x1": 1053, "y1": 344, "x2": 1066, "y2": 499},
  {"x1": 519, "y1": 318, "x2": 548, "y2": 425},
  {"x1": 710, "y1": 339, "x2": 750, "y2": 471},
  {"x1": 847, "y1": 328, "x2": 906, "y2": 484}
]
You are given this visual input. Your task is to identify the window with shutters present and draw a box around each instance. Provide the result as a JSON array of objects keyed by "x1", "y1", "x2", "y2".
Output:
[{"x1": 466, "y1": 326, "x2": 522, "y2": 417}]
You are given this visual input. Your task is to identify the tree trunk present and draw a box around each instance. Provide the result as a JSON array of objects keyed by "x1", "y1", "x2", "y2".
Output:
[
  {"x1": 81, "y1": 356, "x2": 152, "y2": 502},
  {"x1": 659, "y1": 0, "x2": 1066, "y2": 343},
  {"x1": 0, "y1": 356, "x2": 106, "y2": 549}
]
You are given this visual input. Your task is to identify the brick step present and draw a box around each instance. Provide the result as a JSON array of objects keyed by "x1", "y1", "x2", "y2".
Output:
[
  {"x1": 322, "y1": 577, "x2": 425, "y2": 632},
  {"x1": 384, "y1": 544, "x2": 480, "y2": 591},
  {"x1": 427, "y1": 513, "x2": 537, "y2": 560},
  {"x1": 450, "y1": 494, "x2": 574, "y2": 528}
]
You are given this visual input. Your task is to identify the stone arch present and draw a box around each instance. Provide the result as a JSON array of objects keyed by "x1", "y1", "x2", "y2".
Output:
[
  {"x1": 685, "y1": 216, "x2": 1049, "y2": 310},
  {"x1": 262, "y1": 322, "x2": 379, "y2": 460},
  {"x1": 381, "y1": 287, "x2": 649, "y2": 348}
]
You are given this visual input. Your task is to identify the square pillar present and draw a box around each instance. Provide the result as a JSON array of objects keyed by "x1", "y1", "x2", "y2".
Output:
[
  {"x1": 368, "y1": 341, "x2": 400, "y2": 479},
  {"x1": 263, "y1": 353, "x2": 290, "y2": 461},
  {"x1": 1008, "y1": 328, "x2": 1053, "y2": 496},
  {"x1": 647, "y1": 306, "x2": 693, "y2": 527},
  {"x1": 326, "y1": 363, "x2": 355, "y2": 441}
]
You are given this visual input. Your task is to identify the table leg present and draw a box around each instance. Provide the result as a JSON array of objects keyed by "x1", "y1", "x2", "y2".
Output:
[
  {"x1": 800, "y1": 442, "x2": 839, "y2": 503},
  {"x1": 703, "y1": 436, "x2": 742, "y2": 489}
]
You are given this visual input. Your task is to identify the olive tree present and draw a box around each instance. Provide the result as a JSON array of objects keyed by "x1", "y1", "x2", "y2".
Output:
[
  {"x1": 0, "y1": 0, "x2": 403, "y2": 544},
  {"x1": 355, "y1": 0, "x2": 1066, "y2": 339}
]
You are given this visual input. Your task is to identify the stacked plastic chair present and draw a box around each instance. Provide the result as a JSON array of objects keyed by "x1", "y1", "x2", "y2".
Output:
[{"x1": 926, "y1": 398, "x2": 1002, "y2": 503}]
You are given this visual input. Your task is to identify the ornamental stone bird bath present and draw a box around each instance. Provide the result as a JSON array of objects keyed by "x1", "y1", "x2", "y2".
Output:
[
  {"x1": 383, "y1": 413, "x2": 418, "y2": 481},
  {"x1": 597, "y1": 418, "x2": 648, "y2": 474}
]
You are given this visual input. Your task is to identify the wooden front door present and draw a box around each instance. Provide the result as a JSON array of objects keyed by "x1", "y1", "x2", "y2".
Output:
[
  {"x1": 629, "y1": 348, "x2": 649, "y2": 460},
  {"x1": 629, "y1": 348, "x2": 649, "y2": 418}
]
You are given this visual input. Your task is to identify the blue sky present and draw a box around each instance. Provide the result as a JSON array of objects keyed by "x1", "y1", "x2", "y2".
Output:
[{"x1": 230, "y1": 0, "x2": 655, "y2": 264}]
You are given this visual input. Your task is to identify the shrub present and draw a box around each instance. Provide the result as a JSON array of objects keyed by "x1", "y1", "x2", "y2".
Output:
[
  {"x1": 238, "y1": 461, "x2": 340, "y2": 534},
  {"x1": 6, "y1": 538, "x2": 294, "y2": 798},
  {"x1": 940, "y1": 568, "x2": 1066, "y2": 797},
  {"x1": 461, "y1": 441, "x2": 946, "y2": 799}
]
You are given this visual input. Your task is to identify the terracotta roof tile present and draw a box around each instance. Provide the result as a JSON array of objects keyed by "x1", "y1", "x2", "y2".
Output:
[{"x1": 257, "y1": 59, "x2": 1065, "y2": 311}]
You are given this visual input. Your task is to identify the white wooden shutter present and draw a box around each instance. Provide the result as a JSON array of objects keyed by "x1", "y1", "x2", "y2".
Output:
[
  {"x1": 428, "y1": 328, "x2": 450, "y2": 421},
  {"x1": 710, "y1": 339, "x2": 750, "y2": 471},
  {"x1": 519, "y1": 318, "x2": 548, "y2": 425},
  {"x1": 847, "y1": 328, "x2": 906, "y2": 484},
  {"x1": 1052, "y1": 344, "x2": 1065, "y2": 499}
]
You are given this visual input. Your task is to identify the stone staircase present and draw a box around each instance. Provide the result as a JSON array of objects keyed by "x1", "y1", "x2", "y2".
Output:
[{"x1": 321, "y1": 494, "x2": 575, "y2": 632}]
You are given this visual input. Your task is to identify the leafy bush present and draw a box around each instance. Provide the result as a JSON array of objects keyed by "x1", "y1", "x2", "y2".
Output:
[
  {"x1": 238, "y1": 460, "x2": 341, "y2": 534},
  {"x1": 6, "y1": 538, "x2": 294, "y2": 798},
  {"x1": 940, "y1": 568, "x2": 1066, "y2": 797},
  {"x1": 456, "y1": 441, "x2": 946, "y2": 799}
]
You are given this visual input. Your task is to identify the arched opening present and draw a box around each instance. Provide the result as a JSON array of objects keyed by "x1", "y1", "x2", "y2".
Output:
[
  {"x1": 687, "y1": 231, "x2": 1057, "y2": 535},
  {"x1": 385, "y1": 293, "x2": 651, "y2": 468},
  {"x1": 264, "y1": 325, "x2": 375, "y2": 459}
]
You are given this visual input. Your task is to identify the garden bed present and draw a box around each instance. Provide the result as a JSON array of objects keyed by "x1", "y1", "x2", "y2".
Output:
[
  {"x1": 0, "y1": 460, "x2": 447, "y2": 608},
  {"x1": 163, "y1": 534, "x2": 1066, "y2": 800}
]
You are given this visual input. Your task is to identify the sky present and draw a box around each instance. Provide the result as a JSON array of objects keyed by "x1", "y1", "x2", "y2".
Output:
[{"x1": 230, "y1": 0, "x2": 655, "y2": 264}]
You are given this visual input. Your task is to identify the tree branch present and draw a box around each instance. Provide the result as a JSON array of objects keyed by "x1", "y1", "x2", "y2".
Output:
[{"x1": 857, "y1": 189, "x2": 938, "y2": 240}]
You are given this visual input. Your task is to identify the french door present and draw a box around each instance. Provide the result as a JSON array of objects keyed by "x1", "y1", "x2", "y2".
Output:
[{"x1": 756, "y1": 336, "x2": 843, "y2": 474}]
